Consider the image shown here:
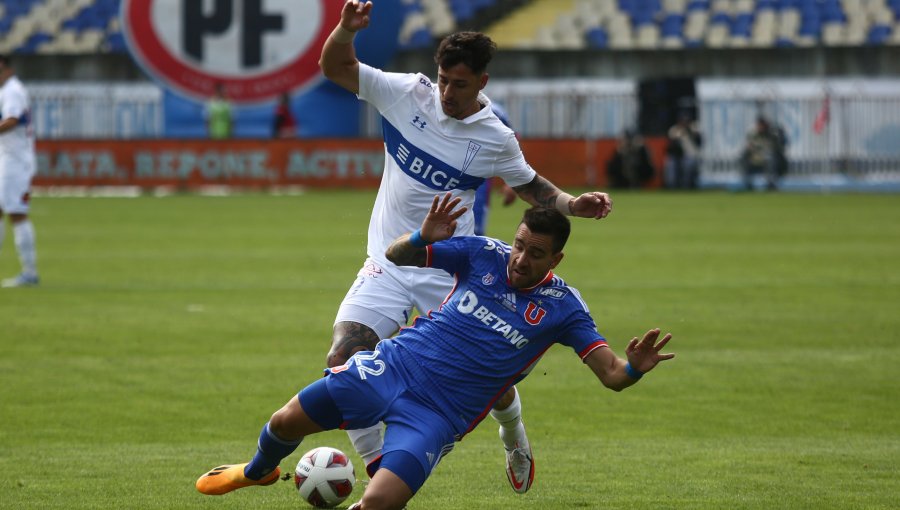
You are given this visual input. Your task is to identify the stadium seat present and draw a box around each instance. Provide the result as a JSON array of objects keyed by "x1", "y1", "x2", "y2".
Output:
[
  {"x1": 687, "y1": 0, "x2": 711, "y2": 11},
  {"x1": 752, "y1": 8, "x2": 778, "y2": 46},
  {"x1": 867, "y1": 23, "x2": 893, "y2": 43},
  {"x1": 554, "y1": 13, "x2": 586, "y2": 49},
  {"x1": 732, "y1": 13, "x2": 755, "y2": 37},
  {"x1": 661, "y1": 13, "x2": 686, "y2": 36},
  {"x1": 683, "y1": 9, "x2": 709, "y2": 46},
  {"x1": 586, "y1": 26, "x2": 610, "y2": 48},
  {"x1": 17, "y1": 32, "x2": 53, "y2": 53},
  {"x1": 104, "y1": 31, "x2": 127, "y2": 53},
  {"x1": 822, "y1": 21, "x2": 846, "y2": 45},
  {"x1": 706, "y1": 20, "x2": 731, "y2": 47},
  {"x1": 4, "y1": 0, "x2": 899, "y2": 54},
  {"x1": 635, "y1": 23, "x2": 661, "y2": 47},
  {"x1": 663, "y1": 0, "x2": 688, "y2": 13}
]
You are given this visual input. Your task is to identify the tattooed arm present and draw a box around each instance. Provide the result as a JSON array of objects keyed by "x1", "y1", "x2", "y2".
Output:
[
  {"x1": 385, "y1": 232, "x2": 428, "y2": 268},
  {"x1": 386, "y1": 193, "x2": 467, "y2": 268},
  {"x1": 513, "y1": 174, "x2": 613, "y2": 219}
]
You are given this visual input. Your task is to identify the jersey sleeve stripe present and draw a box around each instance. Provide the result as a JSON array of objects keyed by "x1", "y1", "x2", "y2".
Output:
[{"x1": 579, "y1": 340, "x2": 608, "y2": 360}]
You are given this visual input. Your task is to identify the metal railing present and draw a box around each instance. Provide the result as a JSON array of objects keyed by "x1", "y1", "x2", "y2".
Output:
[{"x1": 27, "y1": 79, "x2": 900, "y2": 188}]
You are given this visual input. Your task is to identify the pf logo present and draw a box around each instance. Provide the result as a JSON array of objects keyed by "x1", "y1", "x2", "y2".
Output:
[{"x1": 121, "y1": 0, "x2": 341, "y2": 103}]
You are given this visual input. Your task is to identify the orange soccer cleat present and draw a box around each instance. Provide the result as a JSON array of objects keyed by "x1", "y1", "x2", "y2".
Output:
[{"x1": 195, "y1": 463, "x2": 281, "y2": 495}]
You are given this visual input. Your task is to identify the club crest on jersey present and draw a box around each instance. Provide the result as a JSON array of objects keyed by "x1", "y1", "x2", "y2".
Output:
[
  {"x1": 411, "y1": 113, "x2": 427, "y2": 131},
  {"x1": 462, "y1": 141, "x2": 482, "y2": 173},
  {"x1": 524, "y1": 302, "x2": 547, "y2": 325},
  {"x1": 482, "y1": 273, "x2": 495, "y2": 286}
]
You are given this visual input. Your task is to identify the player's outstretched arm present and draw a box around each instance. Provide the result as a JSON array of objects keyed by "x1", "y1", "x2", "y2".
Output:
[
  {"x1": 319, "y1": 1, "x2": 372, "y2": 94},
  {"x1": 584, "y1": 328, "x2": 674, "y2": 392},
  {"x1": 512, "y1": 174, "x2": 613, "y2": 219},
  {"x1": 385, "y1": 193, "x2": 467, "y2": 267}
]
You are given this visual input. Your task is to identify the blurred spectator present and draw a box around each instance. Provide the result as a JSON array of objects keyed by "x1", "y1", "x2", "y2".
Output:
[
  {"x1": 606, "y1": 129, "x2": 655, "y2": 189},
  {"x1": 205, "y1": 82, "x2": 232, "y2": 139},
  {"x1": 664, "y1": 114, "x2": 702, "y2": 189},
  {"x1": 740, "y1": 116, "x2": 788, "y2": 191},
  {"x1": 272, "y1": 93, "x2": 298, "y2": 138}
]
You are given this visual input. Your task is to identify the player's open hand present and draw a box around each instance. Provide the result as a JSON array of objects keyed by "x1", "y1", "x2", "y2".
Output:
[
  {"x1": 421, "y1": 192, "x2": 467, "y2": 244},
  {"x1": 624, "y1": 328, "x2": 674, "y2": 374},
  {"x1": 570, "y1": 191, "x2": 613, "y2": 219},
  {"x1": 341, "y1": 1, "x2": 373, "y2": 32}
]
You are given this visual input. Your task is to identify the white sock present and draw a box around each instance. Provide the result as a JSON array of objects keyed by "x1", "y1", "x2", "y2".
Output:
[
  {"x1": 13, "y1": 220, "x2": 37, "y2": 277},
  {"x1": 490, "y1": 389, "x2": 528, "y2": 450},
  {"x1": 346, "y1": 424, "x2": 384, "y2": 468}
]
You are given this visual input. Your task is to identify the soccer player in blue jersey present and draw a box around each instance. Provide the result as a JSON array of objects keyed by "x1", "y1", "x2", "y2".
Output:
[
  {"x1": 196, "y1": 193, "x2": 675, "y2": 510},
  {"x1": 318, "y1": 1, "x2": 614, "y2": 488}
]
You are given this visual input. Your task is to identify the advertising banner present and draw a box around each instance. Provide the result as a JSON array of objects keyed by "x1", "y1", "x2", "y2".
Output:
[
  {"x1": 120, "y1": 0, "x2": 404, "y2": 137},
  {"x1": 34, "y1": 138, "x2": 669, "y2": 190}
]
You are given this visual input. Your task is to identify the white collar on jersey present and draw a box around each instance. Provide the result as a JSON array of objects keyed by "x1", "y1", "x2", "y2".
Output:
[{"x1": 433, "y1": 88, "x2": 495, "y2": 125}]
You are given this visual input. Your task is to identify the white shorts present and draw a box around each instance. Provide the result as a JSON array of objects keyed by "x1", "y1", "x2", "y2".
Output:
[
  {"x1": 0, "y1": 153, "x2": 35, "y2": 214},
  {"x1": 334, "y1": 258, "x2": 455, "y2": 339}
]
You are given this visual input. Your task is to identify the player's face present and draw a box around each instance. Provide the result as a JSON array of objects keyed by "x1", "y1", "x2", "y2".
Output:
[
  {"x1": 437, "y1": 63, "x2": 488, "y2": 120},
  {"x1": 507, "y1": 224, "x2": 563, "y2": 289}
]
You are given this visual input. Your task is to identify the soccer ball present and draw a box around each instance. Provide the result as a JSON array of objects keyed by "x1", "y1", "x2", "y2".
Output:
[{"x1": 294, "y1": 446, "x2": 356, "y2": 508}]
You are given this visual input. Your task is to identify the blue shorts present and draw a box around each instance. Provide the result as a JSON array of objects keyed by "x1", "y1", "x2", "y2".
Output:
[{"x1": 298, "y1": 348, "x2": 456, "y2": 493}]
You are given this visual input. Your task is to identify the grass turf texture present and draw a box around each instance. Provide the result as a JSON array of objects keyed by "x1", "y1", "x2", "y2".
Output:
[{"x1": 1, "y1": 190, "x2": 898, "y2": 509}]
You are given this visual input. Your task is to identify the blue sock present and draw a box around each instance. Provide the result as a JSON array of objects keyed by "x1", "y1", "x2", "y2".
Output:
[{"x1": 244, "y1": 423, "x2": 302, "y2": 480}]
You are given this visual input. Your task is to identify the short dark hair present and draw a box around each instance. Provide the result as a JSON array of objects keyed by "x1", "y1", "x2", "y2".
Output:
[
  {"x1": 434, "y1": 32, "x2": 496, "y2": 75},
  {"x1": 0, "y1": 54, "x2": 10, "y2": 67},
  {"x1": 520, "y1": 207, "x2": 571, "y2": 253}
]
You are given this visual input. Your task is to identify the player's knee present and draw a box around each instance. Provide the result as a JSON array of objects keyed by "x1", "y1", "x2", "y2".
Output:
[
  {"x1": 327, "y1": 322, "x2": 379, "y2": 367},
  {"x1": 269, "y1": 407, "x2": 300, "y2": 441},
  {"x1": 268, "y1": 397, "x2": 313, "y2": 440},
  {"x1": 268, "y1": 409, "x2": 289, "y2": 436},
  {"x1": 493, "y1": 386, "x2": 517, "y2": 410},
  {"x1": 359, "y1": 490, "x2": 409, "y2": 510},
  {"x1": 326, "y1": 346, "x2": 347, "y2": 368}
]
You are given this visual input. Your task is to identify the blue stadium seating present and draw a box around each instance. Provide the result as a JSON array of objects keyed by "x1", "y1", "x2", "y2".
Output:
[
  {"x1": 16, "y1": 32, "x2": 52, "y2": 54},
  {"x1": 867, "y1": 23, "x2": 892, "y2": 43},
  {"x1": 1, "y1": 0, "x2": 898, "y2": 54}
]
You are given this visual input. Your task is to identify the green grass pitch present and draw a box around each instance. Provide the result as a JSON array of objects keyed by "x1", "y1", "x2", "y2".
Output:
[{"x1": 1, "y1": 190, "x2": 898, "y2": 509}]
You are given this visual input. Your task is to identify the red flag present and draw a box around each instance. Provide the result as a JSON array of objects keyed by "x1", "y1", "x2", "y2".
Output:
[{"x1": 813, "y1": 94, "x2": 830, "y2": 134}]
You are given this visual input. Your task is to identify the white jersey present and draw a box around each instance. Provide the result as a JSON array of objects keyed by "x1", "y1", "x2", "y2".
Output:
[
  {"x1": 358, "y1": 64, "x2": 536, "y2": 269},
  {"x1": 0, "y1": 76, "x2": 35, "y2": 175}
]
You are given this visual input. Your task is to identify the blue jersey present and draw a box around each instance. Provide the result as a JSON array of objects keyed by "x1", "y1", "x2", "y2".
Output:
[{"x1": 381, "y1": 236, "x2": 606, "y2": 437}]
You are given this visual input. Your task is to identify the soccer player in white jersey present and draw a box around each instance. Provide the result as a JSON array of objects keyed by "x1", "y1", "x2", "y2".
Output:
[
  {"x1": 195, "y1": 193, "x2": 674, "y2": 509},
  {"x1": 318, "y1": 1, "x2": 613, "y2": 491},
  {"x1": 0, "y1": 54, "x2": 39, "y2": 288}
]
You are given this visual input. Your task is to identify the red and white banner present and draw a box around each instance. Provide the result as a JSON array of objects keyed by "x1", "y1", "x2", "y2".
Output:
[{"x1": 121, "y1": 0, "x2": 341, "y2": 103}]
